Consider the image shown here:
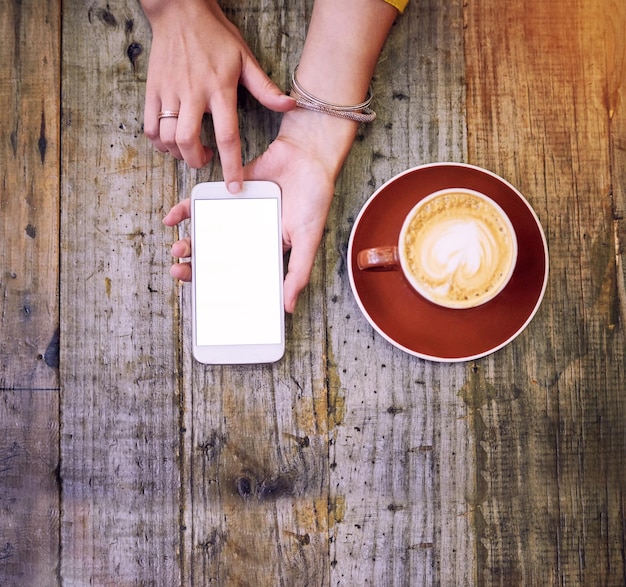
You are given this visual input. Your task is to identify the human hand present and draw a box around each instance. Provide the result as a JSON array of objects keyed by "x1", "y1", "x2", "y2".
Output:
[
  {"x1": 163, "y1": 108, "x2": 358, "y2": 312},
  {"x1": 161, "y1": 143, "x2": 334, "y2": 313},
  {"x1": 141, "y1": 0, "x2": 295, "y2": 192}
]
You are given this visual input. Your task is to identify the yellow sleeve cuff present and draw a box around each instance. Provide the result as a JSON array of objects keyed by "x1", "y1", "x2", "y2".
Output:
[{"x1": 383, "y1": 0, "x2": 408, "y2": 13}]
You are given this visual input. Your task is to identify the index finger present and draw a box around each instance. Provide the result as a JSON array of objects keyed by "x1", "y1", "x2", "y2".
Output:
[{"x1": 209, "y1": 90, "x2": 244, "y2": 193}]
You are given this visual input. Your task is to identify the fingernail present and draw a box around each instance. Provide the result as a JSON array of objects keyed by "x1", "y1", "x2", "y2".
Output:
[{"x1": 228, "y1": 181, "x2": 242, "y2": 194}]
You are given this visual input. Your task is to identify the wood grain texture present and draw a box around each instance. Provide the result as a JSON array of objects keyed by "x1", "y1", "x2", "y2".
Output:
[
  {"x1": 0, "y1": 391, "x2": 60, "y2": 587},
  {"x1": 59, "y1": 2, "x2": 182, "y2": 584},
  {"x1": 607, "y1": 0, "x2": 626, "y2": 336},
  {"x1": 465, "y1": 0, "x2": 626, "y2": 584},
  {"x1": 327, "y1": 1, "x2": 475, "y2": 585},
  {"x1": 0, "y1": 1, "x2": 61, "y2": 586},
  {"x1": 177, "y1": 2, "x2": 331, "y2": 584},
  {"x1": 1, "y1": 0, "x2": 624, "y2": 585},
  {"x1": 0, "y1": 0, "x2": 60, "y2": 388}
]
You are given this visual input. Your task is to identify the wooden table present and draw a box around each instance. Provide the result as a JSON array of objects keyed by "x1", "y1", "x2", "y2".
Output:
[{"x1": 2, "y1": 0, "x2": 625, "y2": 585}]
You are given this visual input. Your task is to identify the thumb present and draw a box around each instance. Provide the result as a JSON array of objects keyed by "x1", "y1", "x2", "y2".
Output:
[
  {"x1": 282, "y1": 232, "x2": 320, "y2": 314},
  {"x1": 163, "y1": 198, "x2": 191, "y2": 226},
  {"x1": 241, "y1": 60, "x2": 296, "y2": 113}
]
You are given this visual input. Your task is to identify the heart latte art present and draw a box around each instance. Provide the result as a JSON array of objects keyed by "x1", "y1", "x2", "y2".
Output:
[{"x1": 401, "y1": 191, "x2": 517, "y2": 308}]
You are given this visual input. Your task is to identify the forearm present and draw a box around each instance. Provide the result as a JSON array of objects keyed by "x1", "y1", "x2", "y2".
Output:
[
  {"x1": 281, "y1": 0, "x2": 398, "y2": 179},
  {"x1": 141, "y1": 0, "x2": 214, "y2": 20},
  {"x1": 297, "y1": 0, "x2": 398, "y2": 106},
  {"x1": 140, "y1": 0, "x2": 230, "y2": 36}
]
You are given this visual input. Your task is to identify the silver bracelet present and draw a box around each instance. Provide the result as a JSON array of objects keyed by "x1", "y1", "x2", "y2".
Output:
[{"x1": 290, "y1": 68, "x2": 377, "y2": 123}]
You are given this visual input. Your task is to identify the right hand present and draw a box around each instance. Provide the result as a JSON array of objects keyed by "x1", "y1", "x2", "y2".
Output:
[{"x1": 141, "y1": 0, "x2": 295, "y2": 192}]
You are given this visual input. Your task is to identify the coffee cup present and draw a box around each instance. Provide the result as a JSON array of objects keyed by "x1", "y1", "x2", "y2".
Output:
[{"x1": 357, "y1": 188, "x2": 518, "y2": 309}]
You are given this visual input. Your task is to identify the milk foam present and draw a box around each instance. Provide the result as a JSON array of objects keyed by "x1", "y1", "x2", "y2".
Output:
[{"x1": 402, "y1": 192, "x2": 516, "y2": 307}]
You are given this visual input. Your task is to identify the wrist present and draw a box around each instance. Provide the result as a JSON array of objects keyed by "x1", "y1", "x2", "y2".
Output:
[
  {"x1": 141, "y1": 0, "x2": 222, "y2": 28},
  {"x1": 277, "y1": 107, "x2": 359, "y2": 182},
  {"x1": 291, "y1": 68, "x2": 376, "y2": 124}
]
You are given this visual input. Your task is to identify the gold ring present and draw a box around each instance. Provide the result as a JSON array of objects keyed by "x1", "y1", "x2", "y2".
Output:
[{"x1": 158, "y1": 110, "x2": 179, "y2": 120}]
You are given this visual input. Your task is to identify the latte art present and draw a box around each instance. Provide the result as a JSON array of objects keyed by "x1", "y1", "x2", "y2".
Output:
[
  {"x1": 401, "y1": 191, "x2": 517, "y2": 308},
  {"x1": 417, "y1": 218, "x2": 502, "y2": 294}
]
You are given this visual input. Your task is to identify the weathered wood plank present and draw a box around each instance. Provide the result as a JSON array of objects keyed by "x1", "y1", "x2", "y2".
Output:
[
  {"x1": 177, "y1": 1, "x2": 331, "y2": 583},
  {"x1": 59, "y1": 2, "x2": 182, "y2": 584},
  {"x1": 0, "y1": 391, "x2": 60, "y2": 587},
  {"x1": 0, "y1": 1, "x2": 61, "y2": 585},
  {"x1": 465, "y1": 0, "x2": 626, "y2": 584},
  {"x1": 0, "y1": 0, "x2": 60, "y2": 388},
  {"x1": 327, "y1": 1, "x2": 475, "y2": 585},
  {"x1": 607, "y1": 0, "x2": 626, "y2": 334}
]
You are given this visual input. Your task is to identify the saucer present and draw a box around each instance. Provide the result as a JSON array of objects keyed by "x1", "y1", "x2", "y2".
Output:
[{"x1": 347, "y1": 163, "x2": 549, "y2": 362}]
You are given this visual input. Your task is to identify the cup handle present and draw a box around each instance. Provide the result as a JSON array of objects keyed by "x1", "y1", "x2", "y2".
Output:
[{"x1": 357, "y1": 246, "x2": 400, "y2": 271}]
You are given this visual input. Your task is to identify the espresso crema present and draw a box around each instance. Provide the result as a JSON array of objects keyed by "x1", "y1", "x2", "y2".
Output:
[{"x1": 401, "y1": 191, "x2": 517, "y2": 308}]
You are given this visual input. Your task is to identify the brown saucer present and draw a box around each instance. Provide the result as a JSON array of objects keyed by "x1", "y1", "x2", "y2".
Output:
[{"x1": 347, "y1": 163, "x2": 549, "y2": 362}]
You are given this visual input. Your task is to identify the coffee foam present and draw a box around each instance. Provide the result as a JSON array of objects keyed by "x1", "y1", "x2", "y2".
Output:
[{"x1": 401, "y1": 191, "x2": 516, "y2": 307}]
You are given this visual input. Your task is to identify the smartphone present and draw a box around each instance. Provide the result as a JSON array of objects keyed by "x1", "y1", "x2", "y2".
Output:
[{"x1": 191, "y1": 181, "x2": 285, "y2": 364}]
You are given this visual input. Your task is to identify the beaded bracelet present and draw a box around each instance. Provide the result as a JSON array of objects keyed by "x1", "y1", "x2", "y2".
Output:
[{"x1": 290, "y1": 68, "x2": 377, "y2": 123}]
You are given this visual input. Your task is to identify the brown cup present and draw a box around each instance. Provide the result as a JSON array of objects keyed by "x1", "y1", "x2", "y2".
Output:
[{"x1": 357, "y1": 188, "x2": 518, "y2": 309}]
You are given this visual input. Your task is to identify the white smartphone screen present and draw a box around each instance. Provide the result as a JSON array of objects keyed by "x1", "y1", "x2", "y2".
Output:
[{"x1": 191, "y1": 182, "x2": 284, "y2": 363}]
